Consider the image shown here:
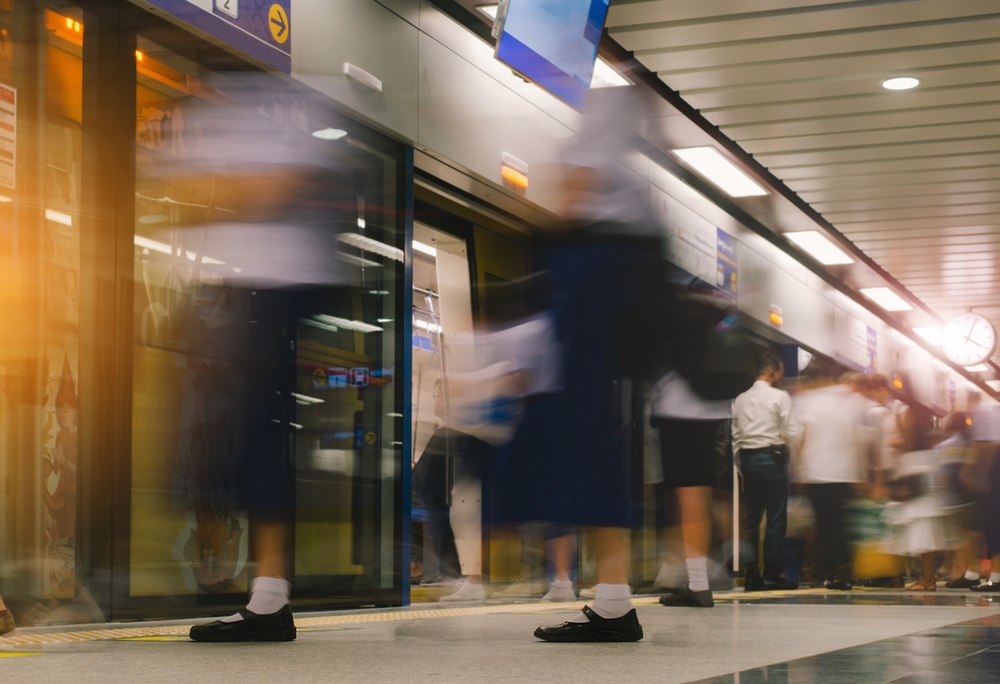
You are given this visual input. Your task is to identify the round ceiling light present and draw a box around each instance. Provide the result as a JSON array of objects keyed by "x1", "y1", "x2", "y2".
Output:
[
  {"x1": 882, "y1": 77, "x2": 920, "y2": 91},
  {"x1": 311, "y1": 127, "x2": 348, "y2": 140}
]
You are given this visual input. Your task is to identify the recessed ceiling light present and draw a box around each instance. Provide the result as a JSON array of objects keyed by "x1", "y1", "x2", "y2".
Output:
[
  {"x1": 785, "y1": 231, "x2": 854, "y2": 265},
  {"x1": 987, "y1": 380, "x2": 1000, "y2": 391},
  {"x1": 913, "y1": 327, "x2": 943, "y2": 346},
  {"x1": 859, "y1": 287, "x2": 912, "y2": 311},
  {"x1": 671, "y1": 147, "x2": 768, "y2": 198},
  {"x1": 591, "y1": 58, "x2": 630, "y2": 88},
  {"x1": 966, "y1": 364, "x2": 990, "y2": 373},
  {"x1": 0, "y1": 195, "x2": 12, "y2": 203},
  {"x1": 45, "y1": 208, "x2": 73, "y2": 226},
  {"x1": 312, "y1": 127, "x2": 348, "y2": 140},
  {"x1": 882, "y1": 77, "x2": 919, "y2": 91}
]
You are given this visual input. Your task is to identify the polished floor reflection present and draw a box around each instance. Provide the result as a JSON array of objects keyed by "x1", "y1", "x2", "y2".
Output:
[{"x1": 2, "y1": 591, "x2": 1000, "y2": 683}]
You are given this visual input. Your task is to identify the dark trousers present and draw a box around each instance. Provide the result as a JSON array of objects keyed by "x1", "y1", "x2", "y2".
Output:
[
  {"x1": 424, "y1": 509, "x2": 461, "y2": 578},
  {"x1": 805, "y1": 483, "x2": 853, "y2": 582},
  {"x1": 740, "y1": 449, "x2": 789, "y2": 578}
]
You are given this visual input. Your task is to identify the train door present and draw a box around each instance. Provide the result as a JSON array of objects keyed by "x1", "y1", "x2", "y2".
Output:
[{"x1": 407, "y1": 194, "x2": 530, "y2": 602}]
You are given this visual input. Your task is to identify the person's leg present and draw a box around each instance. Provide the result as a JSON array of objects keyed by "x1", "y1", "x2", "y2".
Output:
[
  {"x1": 679, "y1": 485, "x2": 713, "y2": 588},
  {"x1": 807, "y1": 484, "x2": 835, "y2": 582},
  {"x1": 740, "y1": 463, "x2": 765, "y2": 581},
  {"x1": 762, "y1": 471, "x2": 790, "y2": 582},
  {"x1": 565, "y1": 527, "x2": 633, "y2": 621},
  {"x1": 920, "y1": 552, "x2": 936, "y2": 587},
  {"x1": 830, "y1": 484, "x2": 854, "y2": 583},
  {"x1": 0, "y1": 594, "x2": 12, "y2": 637}
]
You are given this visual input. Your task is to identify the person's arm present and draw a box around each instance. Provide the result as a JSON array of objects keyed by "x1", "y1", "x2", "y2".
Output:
[{"x1": 778, "y1": 391, "x2": 799, "y2": 446}]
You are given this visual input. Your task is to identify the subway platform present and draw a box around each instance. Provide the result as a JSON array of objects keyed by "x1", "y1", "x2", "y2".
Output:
[{"x1": 3, "y1": 589, "x2": 1000, "y2": 683}]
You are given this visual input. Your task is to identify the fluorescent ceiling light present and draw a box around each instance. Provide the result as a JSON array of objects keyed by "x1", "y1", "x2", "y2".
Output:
[
  {"x1": 45, "y1": 209, "x2": 72, "y2": 226},
  {"x1": 785, "y1": 231, "x2": 854, "y2": 265},
  {"x1": 414, "y1": 319, "x2": 441, "y2": 334},
  {"x1": 377, "y1": 318, "x2": 394, "y2": 323},
  {"x1": 671, "y1": 147, "x2": 768, "y2": 198},
  {"x1": 0, "y1": 195, "x2": 12, "y2": 203},
  {"x1": 138, "y1": 214, "x2": 168, "y2": 224},
  {"x1": 882, "y1": 77, "x2": 919, "y2": 91},
  {"x1": 859, "y1": 287, "x2": 912, "y2": 312},
  {"x1": 133, "y1": 235, "x2": 225, "y2": 264},
  {"x1": 413, "y1": 241, "x2": 438, "y2": 258},
  {"x1": 312, "y1": 127, "x2": 347, "y2": 140},
  {"x1": 339, "y1": 253, "x2": 382, "y2": 269},
  {"x1": 477, "y1": 4, "x2": 498, "y2": 19},
  {"x1": 357, "y1": 218, "x2": 366, "y2": 229},
  {"x1": 914, "y1": 327, "x2": 943, "y2": 346},
  {"x1": 338, "y1": 233, "x2": 404, "y2": 262},
  {"x1": 987, "y1": 380, "x2": 1000, "y2": 391},
  {"x1": 966, "y1": 364, "x2": 990, "y2": 372},
  {"x1": 291, "y1": 392, "x2": 324, "y2": 405},
  {"x1": 305, "y1": 314, "x2": 383, "y2": 334},
  {"x1": 591, "y1": 58, "x2": 630, "y2": 88}
]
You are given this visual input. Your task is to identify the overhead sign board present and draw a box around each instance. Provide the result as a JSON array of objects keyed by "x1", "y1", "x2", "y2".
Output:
[{"x1": 142, "y1": 0, "x2": 291, "y2": 72}]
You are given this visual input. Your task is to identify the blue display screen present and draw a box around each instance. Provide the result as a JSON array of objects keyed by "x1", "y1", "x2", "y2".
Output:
[{"x1": 495, "y1": 0, "x2": 611, "y2": 109}]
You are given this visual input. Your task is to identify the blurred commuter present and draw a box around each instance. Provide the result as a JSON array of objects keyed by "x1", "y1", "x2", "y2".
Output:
[
  {"x1": 944, "y1": 405, "x2": 986, "y2": 588},
  {"x1": 489, "y1": 88, "x2": 664, "y2": 642},
  {"x1": 960, "y1": 396, "x2": 1000, "y2": 592},
  {"x1": 650, "y1": 373, "x2": 732, "y2": 608},
  {"x1": 794, "y1": 364, "x2": 873, "y2": 590},
  {"x1": 732, "y1": 353, "x2": 800, "y2": 591},
  {"x1": 139, "y1": 78, "x2": 357, "y2": 642},
  {"x1": 0, "y1": 595, "x2": 13, "y2": 637},
  {"x1": 880, "y1": 388, "x2": 945, "y2": 590}
]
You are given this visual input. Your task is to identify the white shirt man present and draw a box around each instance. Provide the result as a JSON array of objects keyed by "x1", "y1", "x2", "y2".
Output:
[{"x1": 732, "y1": 380, "x2": 799, "y2": 456}]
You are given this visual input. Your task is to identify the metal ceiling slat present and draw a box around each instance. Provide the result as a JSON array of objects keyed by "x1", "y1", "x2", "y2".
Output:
[
  {"x1": 787, "y1": 167, "x2": 1000, "y2": 191},
  {"x1": 837, "y1": 213, "x2": 1000, "y2": 231},
  {"x1": 754, "y1": 136, "x2": 1000, "y2": 168},
  {"x1": 682, "y1": 63, "x2": 1000, "y2": 111},
  {"x1": 611, "y1": 1, "x2": 1000, "y2": 53},
  {"x1": 774, "y1": 153, "x2": 1000, "y2": 180},
  {"x1": 607, "y1": 0, "x2": 877, "y2": 27},
  {"x1": 625, "y1": 17, "x2": 1000, "y2": 72},
  {"x1": 658, "y1": 42, "x2": 1000, "y2": 92},
  {"x1": 801, "y1": 180, "x2": 1000, "y2": 202},
  {"x1": 742, "y1": 121, "x2": 1000, "y2": 155},
  {"x1": 826, "y1": 202, "x2": 1000, "y2": 223},
  {"x1": 723, "y1": 101, "x2": 1000, "y2": 140},
  {"x1": 813, "y1": 191, "x2": 1000, "y2": 213}
]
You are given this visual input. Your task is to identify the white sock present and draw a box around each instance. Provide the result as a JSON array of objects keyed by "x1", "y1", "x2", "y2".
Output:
[
  {"x1": 571, "y1": 583, "x2": 632, "y2": 622},
  {"x1": 990, "y1": 572, "x2": 1000, "y2": 584},
  {"x1": 221, "y1": 577, "x2": 290, "y2": 622},
  {"x1": 687, "y1": 557, "x2": 710, "y2": 592},
  {"x1": 551, "y1": 579, "x2": 572, "y2": 588},
  {"x1": 965, "y1": 570, "x2": 980, "y2": 581}
]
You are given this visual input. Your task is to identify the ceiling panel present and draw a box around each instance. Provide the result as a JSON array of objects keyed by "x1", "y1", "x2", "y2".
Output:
[{"x1": 609, "y1": 0, "x2": 1000, "y2": 364}]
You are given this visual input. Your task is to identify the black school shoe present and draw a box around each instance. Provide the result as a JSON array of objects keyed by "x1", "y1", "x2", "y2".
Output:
[
  {"x1": 659, "y1": 587, "x2": 714, "y2": 607},
  {"x1": 944, "y1": 577, "x2": 980, "y2": 589},
  {"x1": 190, "y1": 605, "x2": 296, "y2": 642},
  {"x1": 534, "y1": 606, "x2": 643, "y2": 643},
  {"x1": 971, "y1": 581, "x2": 1000, "y2": 592},
  {"x1": 763, "y1": 576, "x2": 799, "y2": 591}
]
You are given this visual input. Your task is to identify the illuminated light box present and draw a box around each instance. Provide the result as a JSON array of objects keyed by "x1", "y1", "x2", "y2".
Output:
[{"x1": 494, "y1": 0, "x2": 611, "y2": 109}]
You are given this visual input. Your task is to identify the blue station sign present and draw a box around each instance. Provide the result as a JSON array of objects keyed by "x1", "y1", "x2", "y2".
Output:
[{"x1": 144, "y1": 0, "x2": 291, "y2": 72}]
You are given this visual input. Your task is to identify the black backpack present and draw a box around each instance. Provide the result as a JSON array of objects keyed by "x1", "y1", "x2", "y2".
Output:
[{"x1": 667, "y1": 287, "x2": 757, "y2": 401}]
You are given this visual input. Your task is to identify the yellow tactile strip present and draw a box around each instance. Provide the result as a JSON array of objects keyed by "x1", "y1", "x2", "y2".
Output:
[
  {"x1": 0, "y1": 590, "x2": 862, "y2": 650},
  {"x1": 0, "y1": 601, "x2": 593, "y2": 649}
]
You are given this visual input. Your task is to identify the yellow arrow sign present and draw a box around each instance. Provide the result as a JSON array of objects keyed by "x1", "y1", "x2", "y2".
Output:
[{"x1": 268, "y1": 4, "x2": 289, "y2": 44}]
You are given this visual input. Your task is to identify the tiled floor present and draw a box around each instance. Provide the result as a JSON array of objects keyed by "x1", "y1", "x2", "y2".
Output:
[{"x1": 2, "y1": 589, "x2": 1000, "y2": 683}]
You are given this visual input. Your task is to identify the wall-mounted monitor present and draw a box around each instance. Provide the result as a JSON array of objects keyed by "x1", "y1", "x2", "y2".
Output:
[{"x1": 493, "y1": 0, "x2": 611, "y2": 109}]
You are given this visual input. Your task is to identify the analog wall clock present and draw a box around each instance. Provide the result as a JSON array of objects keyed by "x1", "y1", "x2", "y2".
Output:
[{"x1": 942, "y1": 313, "x2": 997, "y2": 366}]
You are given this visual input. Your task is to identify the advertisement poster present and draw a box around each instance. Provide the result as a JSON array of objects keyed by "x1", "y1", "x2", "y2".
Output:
[
  {"x1": 0, "y1": 83, "x2": 15, "y2": 190},
  {"x1": 41, "y1": 341, "x2": 79, "y2": 598},
  {"x1": 653, "y1": 186, "x2": 717, "y2": 285},
  {"x1": 716, "y1": 228, "x2": 738, "y2": 300},
  {"x1": 866, "y1": 326, "x2": 878, "y2": 373},
  {"x1": 836, "y1": 309, "x2": 876, "y2": 374}
]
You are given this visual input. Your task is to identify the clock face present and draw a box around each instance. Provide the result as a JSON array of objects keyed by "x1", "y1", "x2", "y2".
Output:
[{"x1": 942, "y1": 313, "x2": 997, "y2": 366}]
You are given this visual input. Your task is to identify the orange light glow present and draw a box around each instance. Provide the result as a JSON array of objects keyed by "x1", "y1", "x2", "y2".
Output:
[
  {"x1": 769, "y1": 312, "x2": 783, "y2": 326},
  {"x1": 73, "y1": 21, "x2": 81, "y2": 32},
  {"x1": 136, "y1": 50, "x2": 144, "y2": 62},
  {"x1": 967, "y1": 417, "x2": 974, "y2": 426},
  {"x1": 501, "y1": 165, "x2": 529, "y2": 189},
  {"x1": 893, "y1": 377, "x2": 903, "y2": 389},
  {"x1": 65, "y1": 16, "x2": 73, "y2": 28}
]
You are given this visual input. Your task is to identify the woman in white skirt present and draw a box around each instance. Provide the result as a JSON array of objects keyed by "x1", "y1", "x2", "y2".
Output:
[{"x1": 882, "y1": 401, "x2": 954, "y2": 591}]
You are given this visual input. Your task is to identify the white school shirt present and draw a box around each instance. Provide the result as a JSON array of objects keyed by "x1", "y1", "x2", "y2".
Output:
[
  {"x1": 794, "y1": 383, "x2": 872, "y2": 483},
  {"x1": 651, "y1": 371, "x2": 732, "y2": 420},
  {"x1": 731, "y1": 380, "x2": 799, "y2": 454}
]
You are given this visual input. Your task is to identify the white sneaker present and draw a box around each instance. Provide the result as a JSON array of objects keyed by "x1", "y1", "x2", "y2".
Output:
[
  {"x1": 579, "y1": 586, "x2": 596, "y2": 599},
  {"x1": 542, "y1": 583, "x2": 576, "y2": 602},
  {"x1": 439, "y1": 579, "x2": 487, "y2": 602},
  {"x1": 494, "y1": 580, "x2": 544, "y2": 598}
]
